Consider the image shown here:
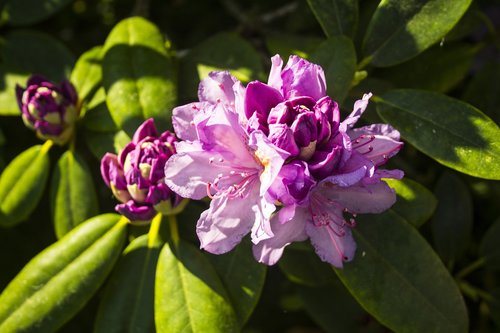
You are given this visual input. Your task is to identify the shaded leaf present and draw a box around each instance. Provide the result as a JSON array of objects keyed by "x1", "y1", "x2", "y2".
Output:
[
  {"x1": 179, "y1": 32, "x2": 264, "y2": 101},
  {"x1": 376, "y1": 89, "x2": 500, "y2": 180},
  {"x1": 0, "y1": 143, "x2": 51, "y2": 227},
  {"x1": 155, "y1": 240, "x2": 239, "y2": 333},
  {"x1": 279, "y1": 243, "x2": 336, "y2": 287},
  {"x1": 209, "y1": 239, "x2": 266, "y2": 326},
  {"x1": 375, "y1": 42, "x2": 478, "y2": 93},
  {"x1": 310, "y1": 36, "x2": 356, "y2": 105},
  {"x1": 5, "y1": 0, "x2": 73, "y2": 26},
  {"x1": 363, "y1": 0, "x2": 473, "y2": 66},
  {"x1": 102, "y1": 17, "x2": 177, "y2": 135},
  {"x1": 306, "y1": 0, "x2": 358, "y2": 37},
  {"x1": 336, "y1": 210, "x2": 468, "y2": 333},
  {"x1": 0, "y1": 30, "x2": 75, "y2": 115},
  {"x1": 0, "y1": 214, "x2": 127, "y2": 332},
  {"x1": 84, "y1": 129, "x2": 130, "y2": 160},
  {"x1": 82, "y1": 88, "x2": 118, "y2": 133},
  {"x1": 95, "y1": 234, "x2": 162, "y2": 333},
  {"x1": 70, "y1": 46, "x2": 102, "y2": 105},
  {"x1": 385, "y1": 178, "x2": 437, "y2": 227},
  {"x1": 462, "y1": 61, "x2": 500, "y2": 123},
  {"x1": 430, "y1": 171, "x2": 473, "y2": 264},
  {"x1": 51, "y1": 150, "x2": 99, "y2": 239},
  {"x1": 265, "y1": 32, "x2": 322, "y2": 60},
  {"x1": 479, "y1": 217, "x2": 500, "y2": 271}
]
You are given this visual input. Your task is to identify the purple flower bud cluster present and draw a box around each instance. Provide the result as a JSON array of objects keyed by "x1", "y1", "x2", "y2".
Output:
[
  {"x1": 100, "y1": 119, "x2": 184, "y2": 222},
  {"x1": 16, "y1": 75, "x2": 78, "y2": 145},
  {"x1": 164, "y1": 55, "x2": 404, "y2": 267}
]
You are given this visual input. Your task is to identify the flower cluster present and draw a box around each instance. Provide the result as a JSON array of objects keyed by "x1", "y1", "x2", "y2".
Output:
[
  {"x1": 16, "y1": 75, "x2": 78, "y2": 145},
  {"x1": 164, "y1": 55, "x2": 403, "y2": 267},
  {"x1": 101, "y1": 119, "x2": 185, "y2": 222}
]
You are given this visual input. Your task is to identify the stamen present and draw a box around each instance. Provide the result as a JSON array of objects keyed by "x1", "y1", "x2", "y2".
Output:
[{"x1": 206, "y1": 183, "x2": 214, "y2": 199}]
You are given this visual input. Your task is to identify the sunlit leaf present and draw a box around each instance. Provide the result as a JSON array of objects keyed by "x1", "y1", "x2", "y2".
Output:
[
  {"x1": 70, "y1": 46, "x2": 102, "y2": 105},
  {"x1": 376, "y1": 89, "x2": 500, "y2": 180}
]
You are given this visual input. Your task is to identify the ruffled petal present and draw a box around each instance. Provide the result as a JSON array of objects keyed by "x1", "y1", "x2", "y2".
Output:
[
  {"x1": 250, "y1": 194, "x2": 276, "y2": 244},
  {"x1": 244, "y1": 81, "x2": 284, "y2": 119},
  {"x1": 306, "y1": 220, "x2": 356, "y2": 268},
  {"x1": 267, "y1": 54, "x2": 284, "y2": 92},
  {"x1": 197, "y1": 186, "x2": 266, "y2": 254},
  {"x1": 198, "y1": 71, "x2": 239, "y2": 105},
  {"x1": 252, "y1": 205, "x2": 308, "y2": 265},
  {"x1": 316, "y1": 180, "x2": 397, "y2": 214},
  {"x1": 341, "y1": 93, "x2": 372, "y2": 130},
  {"x1": 132, "y1": 118, "x2": 158, "y2": 143},
  {"x1": 281, "y1": 55, "x2": 326, "y2": 101},
  {"x1": 116, "y1": 201, "x2": 157, "y2": 222},
  {"x1": 349, "y1": 124, "x2": 403, "y2": 166}
]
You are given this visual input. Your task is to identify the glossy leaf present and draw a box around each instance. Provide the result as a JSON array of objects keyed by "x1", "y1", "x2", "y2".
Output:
[
  {"x1": 0, "y1": 214, "x2": 127, "y2": 333},
  {"x1": 306, "y1": 0, "x2": 358, "y2": 37},
  {"x1": 4, "y1": 0, "x2": 72, "y2": 26},
  {"x1": 84, "y1": 129, "x2": 130, "y2": 160},
  {"x1": 0, "y1": 143, "x2": 51, "y2": 227},
  {"x1": 463, "y1": 61, "x2": 500, "y2": 123},
  {"x1": 431, "y1": 172, "x2": 473, "y2": 264},
  {"x1": 209, "y1": 239, "x2": 266, "y2": 326},
  {"x1": 297, "y1": 282, "x2": 373, "y2": 333},
  {"x1": 155, "y1": 240, "x2": 239, "y2": 333},
  {"x1": 102, "y1": 17, "x2": 177, "y2": 135},
  {"x1": 95, "y1": 234, "x2": 162, "y2": 332},
  {"x1": 265, "y1": 32, "x2": 322, "y2": 60},
  {"x1": 279, "y1": 243, "x2": 336, "y2": 287},
  {"x1": 336, "y1": 211, "x2": 468, "y2": 332},
  {"x1": 50, "y1": 150, "x2": 99, "y2": 239},
  {"x1": 82, "y1": 88, "x2": 118, "y2": 133},
  {"x1": 0, "y1": 30, "x2": 75, "y2": 115},
  {"x1": 479, "y1": 217, "x2": 500, "y2": 271},
  {"x1": 363, "y1": 0, "x2": 473, "y2": 67},
  {"x1": 310, "y1": 36, "x2": 356, "y2": 104},
  {"x1": 70, "y1": 46, "x2": 102, "y2": 105},
  {"x1": 385, "y1": 178, "x2": 437, "y2": 227},
  {"x1": 179, "y1": 32, "x2": 263, "y2": 101},
  {"x1": 376, "y1": 89, "x2": 500, "y2": 180},
  {"x1": 375, "y1": 42, "x2": 478, "y2": 93}
]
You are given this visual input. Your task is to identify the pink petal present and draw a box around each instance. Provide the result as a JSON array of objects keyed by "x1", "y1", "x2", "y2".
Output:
[
  {"x1": 341, "y1": 93, "x2": 372, "y2": 130},
  {"x1": 132, "y1": 118, "x2": 158, "y2": 143},
  {"x1": 281, "y1": 55, "x2": 326, "y2": 101},
  {"x1": 172, "y1": 102, "x2": 205, "y2": 141},
  {"x1": 197, "y1": 186, "x2": 268, "y2": 254},
  {"x1": 267, "y1": 54, "x2": 284, "y2": 92},
  {"x1": 316, "y1": 180, "x2": 397, "y2": 214},
  {"x1": 198, "y1": 71, "x2": 239, "y2": 105},
  {"x1": 349, "y1": 124, "x2": 403, "y2": 166},
  {"x1": 244, "y1": 81, "x2": 284, "y2": 119},
  {"x1": 306, "y1": 221, "x2": 356, "y2": 268},
  {"x1": 252, "y1": 205, "x2": 308, "y2": 265}
]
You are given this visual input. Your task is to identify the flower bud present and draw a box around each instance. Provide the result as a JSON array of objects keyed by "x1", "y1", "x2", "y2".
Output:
[
  {"x1": 100, "y1": 119, "x2": 185, "y2": 223},
  {"x1": 15, "y1": 75, "x2": 78, "y2": 145}
]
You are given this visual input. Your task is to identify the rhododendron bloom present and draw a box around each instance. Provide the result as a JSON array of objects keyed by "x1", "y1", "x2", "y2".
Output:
[
  {"x1": 166, "y1": 55, "x2": 403, "y2": 267},
  {"x1": 101, "y1": 119, "x2": 184, "y2": 222}
]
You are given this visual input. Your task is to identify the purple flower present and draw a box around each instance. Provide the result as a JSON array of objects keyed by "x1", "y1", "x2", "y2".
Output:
[
  {"x1": 101, "y1": 119, "x2": 184, "y2": 222},
  {"x1": 165, "y1": 100, "x2": 288, "y2": 253},
  {"x1": 15, "y1": 75, "x2": 78, "y2": 145},
  {"x1": 166, "y1": 55, "x2": 404, "y2": 268}
]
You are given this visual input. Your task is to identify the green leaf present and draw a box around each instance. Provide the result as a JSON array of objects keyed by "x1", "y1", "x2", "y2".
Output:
[
  {"x1": 155, "y1": 240, "x2": 239, "y2": 333},
  {"x1": 0, "y1": 30, "x2": 75, "y2": 115},
  {"x1": 430, "y1": 171, "x2": 473, "y2": 264},
  {"x1": 310, "y1": 36, "x2": 356, "y2": 105},
  {"x1": 265, "y1": 32, "x2": 322, "y2": 60},
  {"x1": 479, "y1": 217, "x2": 500, "y2": 271},
  {"x1": 70, "y1": 46, "x2": 102, "y2": 105},
  {"x1": 463, "y1": 61, "x2": 500, "y2": 123},
  {"x1": 4, "y1": 0, "x2": 73, "y2": 26},
  {"x1": 84, "y1": 129, "x2": 130, "y2": 160},
  {"x1": 385, "y1": 178, "x2": 437, "y2": 227},
  {"x1": 336, "y1": 211, "x2": 468, "y2": 332},
  {"x1": 297, "y1": 282, "x2": 370, "y2": 333},
  {"x1": 279, "y1": 243, "x2": 336, "y2": 287},
  {"x1": 179, "y1": 32, "x2": 264, "y2": 101},
  {"x1": 50, "y1": 150, "x2": 99, "y2": 239},
  {"x1": 82, "y1": 88, "x2": 118, "y2": 133},
  {"x1": 363, "y1": 0, "x2": 473, "y2": 67},
  {"x1": 306, "y1": 0, "x2": 358, "y2": 37},
  {"x1": 376, "y1": 89, "x2": 500, "y2": 180},
  {"x1": 95, "y1": 234, "x2": 162, "y2": 333},
  {"x1": 102, "y1": 17, "x2": 177, "y2": 135},
  {"x1": 209, "y1": 239, "x2": 266, "y2": 326},
  {"x1": 0, "y1": 143, "x2": 51, "y2": 227},
  {"x1": 375, "y1": 42, "x2": 478, "y2": 93},
  {"x1": 0, "y1": 214, "x2": 127, "y2": 333}
]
